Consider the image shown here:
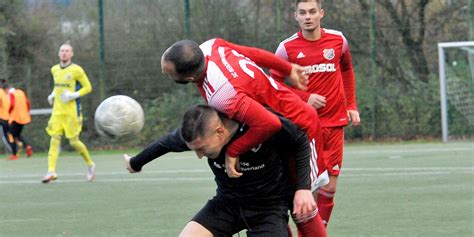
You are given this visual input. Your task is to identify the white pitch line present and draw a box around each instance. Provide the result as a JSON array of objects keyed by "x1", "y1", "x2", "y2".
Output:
[
  {"x1": 346, "y1": 147, "x2": 474, "y2": 154},
  {"x1": 0, "y1": 177, "x2": 212, "y2": 184},
  {"x1": 0, "y1": 169, "x2": 472, "y2": 184},
  {"x1": 0, "y1": 167, "x2": 472, "y2": 180}
]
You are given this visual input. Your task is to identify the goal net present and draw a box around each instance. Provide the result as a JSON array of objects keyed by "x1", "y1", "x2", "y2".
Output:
[{"x1": 438, "y1": 41, "x2": 474, "y2": 142}]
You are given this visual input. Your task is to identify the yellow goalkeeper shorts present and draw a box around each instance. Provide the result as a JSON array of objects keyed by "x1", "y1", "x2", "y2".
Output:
[{"x1": 46, "y1": 114, "x2": 83, "y2": 139}]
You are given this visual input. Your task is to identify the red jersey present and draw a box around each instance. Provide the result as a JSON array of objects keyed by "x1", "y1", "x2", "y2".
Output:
[
  {"x1": 272, "y1": 29, "x2": 358, "y2": 128},
  {"x1": 197, "y1": 38, "x2": 327, "y2": 184}
]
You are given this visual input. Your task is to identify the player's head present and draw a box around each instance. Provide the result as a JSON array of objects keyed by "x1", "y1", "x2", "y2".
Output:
[
  {"x1": 0, "y1": 79, "x2": 9, "y2": 89},
  {"x1": 181, "y1": 104, "x2": 234, "y2": 159},
  {"x1": 58, "y1": 41, "x2": 74, "y2": 63},
  {"x1": 294, "y1": 0, "x2": 324, "y2": 33},
  {"x1": 161, "y1": 40, "x2": 206, "y2": 85}
]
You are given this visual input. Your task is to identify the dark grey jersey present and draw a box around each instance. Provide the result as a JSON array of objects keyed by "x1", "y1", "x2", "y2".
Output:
[{"x1": 130, "y1": 116, "x2": 311, "y2": 204}]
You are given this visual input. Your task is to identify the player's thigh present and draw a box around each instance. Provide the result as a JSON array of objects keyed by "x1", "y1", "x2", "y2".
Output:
[
  {"x1": 246, "y1": 204, "x2": 289, "y2": 237},
  {"x1": 179, "y1": 221, "x2": 213, "y2": 237},
  {"x1": 191, "y1": 197, "x2": 240, "y2": 237},
  {"x1": 322, "y1": 127, "x2": 344, "y2": 176},
  {"x1": 46, "y1": 115, "x2": 65, "y2": 136},
  {"x1": 9, "y1": 122, "x2": 21, "y2": 137},
  {"x1": 63, "y1": 115, "x2": 83, "y2": 139}
]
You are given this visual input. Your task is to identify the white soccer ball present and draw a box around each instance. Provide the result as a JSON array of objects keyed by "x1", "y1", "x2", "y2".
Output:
[{"x1": 94, "y1": 95, "x2": 145, "y2": 140}]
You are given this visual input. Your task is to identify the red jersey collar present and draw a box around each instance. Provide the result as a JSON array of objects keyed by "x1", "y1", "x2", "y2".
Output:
[
  {"x1": 298, "y1": 28, "x2": 324, "y2": 42},
  {"x1": 196, "y1": 57, "x2": 209, "y2": 84}
]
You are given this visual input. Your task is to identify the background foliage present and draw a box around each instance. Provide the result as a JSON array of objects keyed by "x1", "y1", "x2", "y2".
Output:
[{"x1": 0, "y1": 0, "x2": 472, "y2": 151}]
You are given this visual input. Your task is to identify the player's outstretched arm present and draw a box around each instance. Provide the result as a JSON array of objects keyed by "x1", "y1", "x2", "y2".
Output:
[
  {"x1": 123, "y1": 154, "x2": 138, "y2": 173},
  {"x1": 124, "y1": 129, "x2": 189, "y2": 173}
]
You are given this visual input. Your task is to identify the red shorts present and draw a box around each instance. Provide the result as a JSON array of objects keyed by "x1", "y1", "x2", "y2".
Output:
[{"x1": 322, "y1": 126, "x2": 344, "y2": 176}]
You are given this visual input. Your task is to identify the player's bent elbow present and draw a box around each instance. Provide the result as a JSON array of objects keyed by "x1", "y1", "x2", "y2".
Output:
[{"x1": 267, "y1": 116, "x2": 282, "y2": 134}]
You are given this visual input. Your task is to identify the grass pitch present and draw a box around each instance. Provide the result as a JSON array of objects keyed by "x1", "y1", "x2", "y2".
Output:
[{"x1": 1, "y1": 142, "x2": 473, "y2": 236}]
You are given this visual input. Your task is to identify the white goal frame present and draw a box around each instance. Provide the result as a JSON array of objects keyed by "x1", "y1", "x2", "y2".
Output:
[{"x1": 437, "y1": 41, "x2": 474, "y2": 142}]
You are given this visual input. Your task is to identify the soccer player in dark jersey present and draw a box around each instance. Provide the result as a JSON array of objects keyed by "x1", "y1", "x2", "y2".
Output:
[
  {"x1": 123, "y1": 104, "x2": 326, "y2": 237},
  {"x1": 270, "y1": 0, "x2": 361, "y2": 227},
  {"x1": 160, "y1": 39, "x2": 328, "y2": 236}
]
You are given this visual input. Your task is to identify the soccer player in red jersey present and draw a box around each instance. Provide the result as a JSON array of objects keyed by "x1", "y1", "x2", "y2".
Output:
[
  {"x1": 271, "y1": 0, "x2": 361, "y2": 227},
  {"x1": 161, "y1": 39, "x2": 328, "y2": 236}
]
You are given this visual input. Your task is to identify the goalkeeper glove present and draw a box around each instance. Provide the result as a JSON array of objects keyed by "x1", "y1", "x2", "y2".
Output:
[
  {"x1": 47, "y1": 92, "x2": 55, "y2": 105},
  {"x1": 60, "y1": 91, "x2": 80, "y2": 103}
]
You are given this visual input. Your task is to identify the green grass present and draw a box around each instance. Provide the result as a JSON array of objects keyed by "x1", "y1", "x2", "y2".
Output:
[{"x1": 1, "y1": 142, "x2": 473, "y2": 237}]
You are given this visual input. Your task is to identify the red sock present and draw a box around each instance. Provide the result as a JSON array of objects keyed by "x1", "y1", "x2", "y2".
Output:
[
  {"x1": 317, "y1": 189, "x2": 335, "y2": 226},
  {"x1": 296, "y1": 212, "x2": 327, "y2": 237}
]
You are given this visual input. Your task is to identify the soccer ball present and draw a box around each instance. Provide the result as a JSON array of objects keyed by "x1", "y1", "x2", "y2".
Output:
[{"x1": 94, "y1": 95, "x2": 145, "y2": 140}]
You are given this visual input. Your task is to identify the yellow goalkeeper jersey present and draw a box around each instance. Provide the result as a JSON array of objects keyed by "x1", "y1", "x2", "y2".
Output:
[{"x1": 50, "y1": 63, "x2": 92, "y2": 117}]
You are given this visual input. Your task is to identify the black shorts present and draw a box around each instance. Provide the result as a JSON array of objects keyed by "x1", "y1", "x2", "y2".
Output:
[{"x1": 191, "y1": 196, "x2": 289, "y2": 237}]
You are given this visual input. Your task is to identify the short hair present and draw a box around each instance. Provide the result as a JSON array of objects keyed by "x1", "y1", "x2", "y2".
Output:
[
  {"x1": 1, "y1": 79, "x2": 8, "y2": 89},
  {"x1": 163, "y1": 40, "x2": 205, "y2": 77},
  {"x1": 60, "y1": 41, "x2": 73, "y2": 51},
  {"x1": 295, "y1": 0, "x2": 322, "y2": 9},
  {"x1": 180, "y1": 104, "x2": 225, "y2": 143}
]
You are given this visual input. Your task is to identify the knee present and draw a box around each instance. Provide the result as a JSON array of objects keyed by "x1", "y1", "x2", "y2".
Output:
[
  {"x1": 322, "y1": 176, "x2": 338, "y2": 192},
  {"x1": 68, "y1": 137, "x2": 79, "y2": 147},
  {"x1": 51, "y1": 136, "x2": 61, "y2": 143}
]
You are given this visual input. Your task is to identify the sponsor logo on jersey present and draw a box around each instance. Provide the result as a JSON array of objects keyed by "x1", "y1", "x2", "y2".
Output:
[
  {"x1": 213, "y1": 161, "x2": 223, "y2": 169},
  {"x1": 296, "y1": 52, "x2": 306, "y2": 59},
  {"x1": 323, "y1": 48, "x2": 335, "y2": 60},
  {"x1": 303, "y1": 63, "x2": 336, "y2": 73},
  {"x1": 54, "y1": 83, "x2": 70, "y2": 88},
  {"x1": 251, "y1": 144, "x2": 262, "y2": 152}
]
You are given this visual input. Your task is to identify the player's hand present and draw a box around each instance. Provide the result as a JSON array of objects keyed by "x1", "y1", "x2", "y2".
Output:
[
  {"x1": 347, "y1": 110, "x2": 361, "y2": 126},
  {"x1": 60, "y1": 91, "x2": 80, "y2": 103},
  {"x1": 289, "y1": 64, "x2": 308, "y2": 90},
  {"x1": 123, "y1": 154, "x2": 138, "y2": 173},
  {"x1": 307, "y1": 93, "x2": 326, "y2": 109},
  {"x1": 292, "y1": 189, "x2": 317, "y2": 216},
  {"x1": 47, "y1": 92, "x2": 55, "y2": 105},
  {"x1": 225, "y1": 153, "x2": 242, "y2": 178}
]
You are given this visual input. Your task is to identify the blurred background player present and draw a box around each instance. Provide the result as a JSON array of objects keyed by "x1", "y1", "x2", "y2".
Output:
[
  {"x1": 0, "y1": 79, "x2": 16, "y2": 160},
  {"x1": 271, "y1": 0, "x2": 361, "y2": 227},
  {"x1": 4, "y1": 82, "x2": 33, "y2": 159},
  {"x1": 42, "y1": 42, "x2": 95, "y2": 183},
  {"x1": 123, "y1": 104, "x2": 325, "y2": 237}
]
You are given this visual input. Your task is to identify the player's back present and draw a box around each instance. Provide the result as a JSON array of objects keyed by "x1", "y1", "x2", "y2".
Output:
[
  {"x1": 200, "y1": 38, "x2": 321, "y2": 139},
  {"x1": 0, "y1": 89, "x2": 10, "y2": 121}
]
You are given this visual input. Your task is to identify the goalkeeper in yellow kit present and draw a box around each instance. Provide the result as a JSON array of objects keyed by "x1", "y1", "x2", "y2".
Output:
[{"x1": 42, "y1": 42, "x2": 95, "y2": 183}]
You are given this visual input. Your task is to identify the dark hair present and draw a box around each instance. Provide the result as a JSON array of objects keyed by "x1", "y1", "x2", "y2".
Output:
[
  {"x1": 1, "y1": 79, "x2": 9, "y2": 89},
  {"x1": 295, "y1": 0, "x2": 321, "y2": 9},
  {"x1": 163, "y1": 40, "x2": 205, "y2": 77},
  {"x1": 180, "y1": 104, "x2": 220, "y2": 143}
]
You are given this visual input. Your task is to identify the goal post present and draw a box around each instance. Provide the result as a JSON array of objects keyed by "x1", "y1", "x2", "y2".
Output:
[{"x1": 438, "y1": 41, "x2": 474, "y2": 142}]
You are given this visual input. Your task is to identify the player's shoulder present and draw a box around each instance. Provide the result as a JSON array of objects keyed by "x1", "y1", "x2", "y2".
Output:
[
  {"x1": 200, "y1": 38, "x2": 218, "y2": 56},
  {"x1": 322, "y1": 28, "x2": 346, "y2": 38},
  {"x1": 66, "y1": 64, "x2": 86, "y2": 75},
  {"x1": 69, "y1": 63, "x2": 84, "y2": 70},
  {"x1": 51, "y1": 64, "x2": 61, "y2": 71},
  {"x1": 279, "y1": 33, "x2": 300, "y2": 46}
]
